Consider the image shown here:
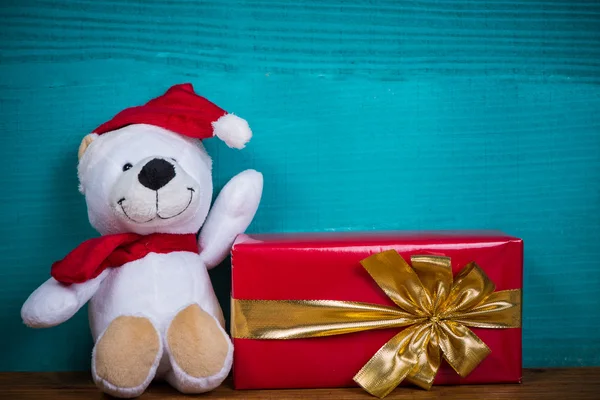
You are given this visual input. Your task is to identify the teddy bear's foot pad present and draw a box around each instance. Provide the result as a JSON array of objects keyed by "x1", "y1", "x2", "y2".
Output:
[
  {"x1": 93, "y1": 316, "x2": 161, "y2": 395},
  {"x1": 167, "y1": 304, "x2": 230, "y2": 378}
]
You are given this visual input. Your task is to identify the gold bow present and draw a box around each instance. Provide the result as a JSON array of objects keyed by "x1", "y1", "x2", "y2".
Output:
[{"x1": 232, "y1": 250, "x2": 521, "y2": 398}]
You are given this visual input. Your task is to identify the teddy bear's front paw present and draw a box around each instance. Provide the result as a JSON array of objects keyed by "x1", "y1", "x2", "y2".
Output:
[
  {"x1": 220, "y1": 169, "x2": 263, "y2": 218},
  {"x1": 21, "y1": 278, "x2": 79, "y2": 328}
]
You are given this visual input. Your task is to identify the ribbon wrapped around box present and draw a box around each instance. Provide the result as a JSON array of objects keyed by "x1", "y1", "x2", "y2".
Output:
[{"x1": 231, "y1": 232, "x2": 523, "y2": 397}]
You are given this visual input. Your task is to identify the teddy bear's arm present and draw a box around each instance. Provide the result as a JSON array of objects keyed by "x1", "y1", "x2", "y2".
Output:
[
  {"x1": 21, "y1": 270, "x2": 109, "y2": 328},
  {"x1": 198, "y1": 169, "x2": 263, "y2": 269}
]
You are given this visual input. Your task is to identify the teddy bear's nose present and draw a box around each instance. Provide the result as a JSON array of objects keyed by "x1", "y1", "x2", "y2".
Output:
[{"x1": 138, "y1": 158, "x2": 176, "y2": 191}]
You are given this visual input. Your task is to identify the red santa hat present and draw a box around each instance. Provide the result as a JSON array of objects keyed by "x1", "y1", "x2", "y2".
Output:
[{"x1": 92, "y1": 83, "x2": 252, "y2": 149}]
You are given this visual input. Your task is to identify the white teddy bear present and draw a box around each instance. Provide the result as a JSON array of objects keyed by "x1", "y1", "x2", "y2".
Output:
[{"x1": 21, "y1": 84, "x2": 263, "y2": 398}]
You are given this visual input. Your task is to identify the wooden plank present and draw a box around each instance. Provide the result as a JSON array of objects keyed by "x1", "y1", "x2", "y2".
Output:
[
  {"x1": 1, "y1": 0, "x2": 599, "y2": 80},
  {"x1": 1, "y1": 369, "x2": 600, "y2": 399}
]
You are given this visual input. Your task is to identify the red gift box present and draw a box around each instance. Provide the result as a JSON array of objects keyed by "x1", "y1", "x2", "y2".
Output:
[{"x1": 231, "y1": 231, "x2": 522, "y2": 392}]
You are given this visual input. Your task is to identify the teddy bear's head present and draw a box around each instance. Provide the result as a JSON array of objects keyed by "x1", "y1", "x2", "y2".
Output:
[
  {"x1": 77, "y1": 124, "x2": 214, "y2": 236},
  {"x1": 75, "y1": 84, "x2": 251, "y2": 236}
]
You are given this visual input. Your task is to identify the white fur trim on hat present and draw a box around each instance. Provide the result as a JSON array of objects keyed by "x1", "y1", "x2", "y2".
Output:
[{"x1": 212, "y1": 114, "x2": 252, "y2": 149}]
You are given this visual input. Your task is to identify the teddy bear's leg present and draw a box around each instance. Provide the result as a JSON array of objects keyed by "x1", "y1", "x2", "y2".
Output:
[
  {"x1": 92, "y1": 315, "x2": 163, "y2": 398},
  {"x1": 164, "y1": 303, "x2": 233, "y2": 393}
]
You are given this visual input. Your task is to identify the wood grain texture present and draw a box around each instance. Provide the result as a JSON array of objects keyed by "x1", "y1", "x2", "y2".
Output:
[
  {"x1": 1, "y1": 369, "x2": 600, "y2": 400},
  {"x1": 1, "y1": 0, "x2": 599, "y2": 81},
  {"x1": 1, "y1": 0, "x2": 600, "y2": 371}
]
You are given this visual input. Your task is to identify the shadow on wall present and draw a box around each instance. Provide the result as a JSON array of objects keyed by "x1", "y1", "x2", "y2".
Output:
[{"x1": 210, "y1": 257, "x2": 233, "y2": 333}]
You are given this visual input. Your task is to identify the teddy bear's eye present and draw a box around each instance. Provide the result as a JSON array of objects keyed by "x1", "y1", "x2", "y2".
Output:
[{"x1": 122, "y1": 163, "x2": 133, "y2": 172}]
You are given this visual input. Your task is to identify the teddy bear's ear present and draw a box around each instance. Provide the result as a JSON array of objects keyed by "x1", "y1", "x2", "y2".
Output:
[{"x1": 78, "y1": 133, "x2": 98, "y2": 160}]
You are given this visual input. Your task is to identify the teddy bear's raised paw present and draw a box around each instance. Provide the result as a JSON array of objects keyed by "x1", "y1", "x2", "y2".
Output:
[
  {"x1": 219, "y1": 169, "x2": 263, "y2": 218},
  {"x1": 198, "y1": 169, "x2": 264, "y2": 269}
]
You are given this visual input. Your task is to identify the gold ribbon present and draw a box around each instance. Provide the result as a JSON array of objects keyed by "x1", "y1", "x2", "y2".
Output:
[{"x1": 232, "y1": 250, "x2": 521, "y2": 398}]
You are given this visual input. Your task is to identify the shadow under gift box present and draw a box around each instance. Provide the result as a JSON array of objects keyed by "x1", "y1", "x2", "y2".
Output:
[{"x1": 230, "y1": 231, "x2": 522, "y2": 391}]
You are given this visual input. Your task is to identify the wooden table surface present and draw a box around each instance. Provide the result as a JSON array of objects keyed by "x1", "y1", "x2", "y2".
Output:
[{"x1": 1, "y1": 368, "x2": 599, "y2": 399}]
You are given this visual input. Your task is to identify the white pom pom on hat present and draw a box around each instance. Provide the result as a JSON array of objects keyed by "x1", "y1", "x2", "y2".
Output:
[
  {"x1": 212, "y1": 113, "x2": 253, "y2": 149},
  {"x1": 92, "y1": 83, "x2": 252, "y2": 149}
]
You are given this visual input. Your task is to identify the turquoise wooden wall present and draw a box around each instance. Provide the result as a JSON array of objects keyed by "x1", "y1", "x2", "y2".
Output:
[{"x1": 1, "y1": 0, "x2": 599, "y2": 372}]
